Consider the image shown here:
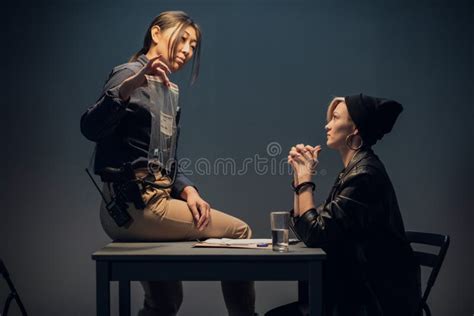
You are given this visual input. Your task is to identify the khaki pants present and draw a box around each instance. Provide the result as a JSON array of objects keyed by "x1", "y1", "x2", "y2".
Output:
[{"x1": 100, "y1": 172, "x2": 255, "y2": 316}]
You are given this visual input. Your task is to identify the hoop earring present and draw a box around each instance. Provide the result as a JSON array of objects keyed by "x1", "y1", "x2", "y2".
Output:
[{"x1": 345, "y1": 134, "x2": 363, "y2": 150}]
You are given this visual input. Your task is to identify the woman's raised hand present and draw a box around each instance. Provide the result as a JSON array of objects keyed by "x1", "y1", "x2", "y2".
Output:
[
  {"x1": 138, "y1": 55, "x2": 172, "y2": 87},
  {"x1": 119, "y1": 55, "x2": 172, "y2": 101},
  {"x1": 288, "y1": 144, "x2": 322, "y2": 184}
]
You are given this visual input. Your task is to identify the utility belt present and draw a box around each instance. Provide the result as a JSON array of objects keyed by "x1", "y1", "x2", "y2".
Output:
[{"x1": 86, "y1": 161, "x2": 177, "y2": 228}]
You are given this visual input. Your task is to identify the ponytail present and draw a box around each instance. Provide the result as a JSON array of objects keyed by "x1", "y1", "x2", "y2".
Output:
[{"x1": 129, "y1": 47, "x2": 148, "y2": 62}]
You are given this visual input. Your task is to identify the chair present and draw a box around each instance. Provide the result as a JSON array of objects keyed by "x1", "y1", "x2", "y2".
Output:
[
  {"x1": 405, "y1": 231, "x2": 450, "y2": 316},
  {"x1": 1, "y1": 258, "x2": 28, "y2": 316}
]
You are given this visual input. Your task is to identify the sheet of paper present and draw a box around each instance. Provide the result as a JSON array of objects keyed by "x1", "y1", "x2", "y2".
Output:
[{"x1": 202, "y1": 238, "x2": 272, "y2": 245}]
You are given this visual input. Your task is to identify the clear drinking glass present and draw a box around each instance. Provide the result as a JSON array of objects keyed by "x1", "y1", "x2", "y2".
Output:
[{"x1": 271, "y1": 211, "x2": 290, "y2": 252}]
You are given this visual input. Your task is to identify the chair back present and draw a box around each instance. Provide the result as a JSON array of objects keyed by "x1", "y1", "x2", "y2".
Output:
[{"x1": 405, "y1": 231, "x2": 450, "y2": 316}]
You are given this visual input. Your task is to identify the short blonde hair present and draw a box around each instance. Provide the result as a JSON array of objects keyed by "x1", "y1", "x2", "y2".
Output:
[{"x1": 326, "y1": 97, "x2": 345, "y2": 122}]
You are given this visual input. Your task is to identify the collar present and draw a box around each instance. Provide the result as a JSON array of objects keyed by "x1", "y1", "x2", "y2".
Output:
[
  {"x1": 137, "y1": 54, "x2": 149, "y2": 66},
  {"x1": 338, "y1": 147, "x2": 373, "y2": 181}
]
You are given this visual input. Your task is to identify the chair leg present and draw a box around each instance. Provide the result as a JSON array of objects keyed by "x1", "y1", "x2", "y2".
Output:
[
  {"x1": 16, "y1": 293, "x2": 28, "y2": 316},
  {"x1": 422, "y1": 301, "x2": 431, "y2": 316},
  {"x1": 2, "y1": 292, "x2": 28, "y2": 316},
  {"x1": 1, "y1": 261, "x2": 28, "y2": 316},
  {"x1": 2, "y1": 293, "x2": 14, "y2": 316}
]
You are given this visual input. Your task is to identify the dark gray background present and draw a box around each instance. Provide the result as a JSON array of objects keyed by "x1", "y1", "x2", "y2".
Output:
[{"x1": 1, "y1": 0, "x2": 473, "y2": 315}]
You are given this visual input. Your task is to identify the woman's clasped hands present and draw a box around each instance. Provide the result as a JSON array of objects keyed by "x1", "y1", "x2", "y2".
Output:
[{"x1": 288, "y1": 144, "x2": 322, "y2": 184}]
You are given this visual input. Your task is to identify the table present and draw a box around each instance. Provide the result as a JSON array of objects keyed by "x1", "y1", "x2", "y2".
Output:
[{"x1": 92, "y1": 241, "x2": 326, "y2": 316}]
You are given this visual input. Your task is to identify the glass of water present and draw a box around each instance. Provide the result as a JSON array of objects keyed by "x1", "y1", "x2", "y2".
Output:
[{"x1": 271, "y1": 211, "x2": 290, "y2": 252}]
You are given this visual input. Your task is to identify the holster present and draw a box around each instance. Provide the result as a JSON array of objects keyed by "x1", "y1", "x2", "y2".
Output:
[
  {"x1": 97, "y1": 162, "x2": 149, "y2": 228},
  {"x1": 99, "y1": 162, "x2": 147, "y2": 210}
]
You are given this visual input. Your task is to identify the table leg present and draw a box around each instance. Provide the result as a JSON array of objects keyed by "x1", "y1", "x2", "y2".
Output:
[
  {"x1": 308, "y1": 262, "x2": 322, "y2": 316},
  {"x1": 298, "y1": 280, "x2": 309, "y2": 304},
  {"x1": 119, "y1": 280, "x2": 131, "y2": 316},
  {"x1": 96, "y1": 261, "x2": 110, "y2": 316}
]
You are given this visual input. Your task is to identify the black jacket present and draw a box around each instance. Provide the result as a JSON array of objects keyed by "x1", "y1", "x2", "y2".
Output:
[
  {"x1": 80, "y1": 55, "x2": 194, "y2": 197},
  {"x1": 291, "y1": 148, "x2": 421, "y2": 316}
]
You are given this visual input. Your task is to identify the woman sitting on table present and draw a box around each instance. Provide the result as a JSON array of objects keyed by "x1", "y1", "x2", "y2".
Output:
[
  {"x1": 81, "y1": 11, "x2": 255, "y2": 316},
  {"x1": 266, "y1": 94, "x2": 421, "y2": 316}
]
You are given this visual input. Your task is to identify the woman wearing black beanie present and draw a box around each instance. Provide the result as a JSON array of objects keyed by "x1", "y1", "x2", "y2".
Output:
[{"x1": 266, "y1": 94, "x2": 421, "y2": 316}]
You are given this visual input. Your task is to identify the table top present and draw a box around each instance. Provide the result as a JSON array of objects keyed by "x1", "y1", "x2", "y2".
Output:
[{"x1": 92, "y1": 241, "x2": 326, "y2": 261}]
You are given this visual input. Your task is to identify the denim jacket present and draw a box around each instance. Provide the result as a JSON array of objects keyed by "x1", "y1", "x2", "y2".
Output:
[{"x1": 80, "y1": 55, "x2": 194, "y2": 197}]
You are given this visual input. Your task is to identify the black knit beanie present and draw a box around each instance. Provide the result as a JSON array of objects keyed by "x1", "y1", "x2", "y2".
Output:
[{"x1": 344, "y1": 93, "x2": 403, "y2": 146}]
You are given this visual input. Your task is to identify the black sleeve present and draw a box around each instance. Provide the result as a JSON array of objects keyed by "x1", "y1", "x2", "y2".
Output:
[
  {"x1": 171, "y1": 168, "x2": 196, "y2": 199},
  {"x1": 291, "y1": 173, "x2": 375, "y2": 248},
  {"x1": 80, "y1": 67, "x2": 136, "y2": 142}
]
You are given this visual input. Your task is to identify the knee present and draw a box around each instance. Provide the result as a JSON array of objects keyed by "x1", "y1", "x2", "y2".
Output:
[
  {"x1": 234, "y1": 222, "x2": 252, "y2": 239},
  {"x1": 243, "y1": 224, "x2": 252, "y2": 239}
]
